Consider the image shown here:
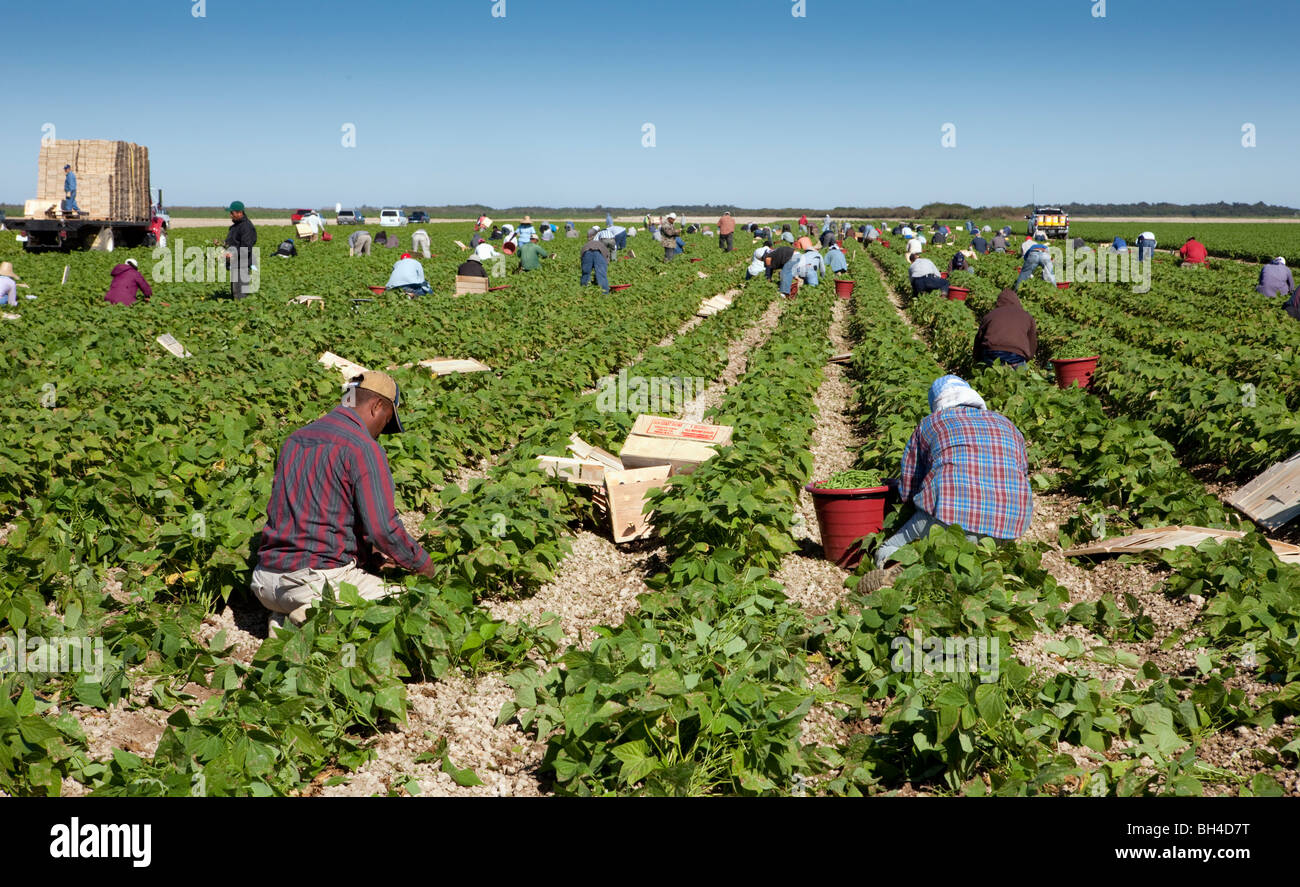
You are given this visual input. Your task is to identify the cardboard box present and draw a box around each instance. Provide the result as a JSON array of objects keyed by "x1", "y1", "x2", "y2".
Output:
[
  {"x1": 619, "y1": 435, "x2": 721, "y2": 475},
  {"x1": 319, "y1": 351, "x2": 369, "y2": 379},
  {"x1": 604, "y1": 466, "x2": 671, "y2": 542},
  {"x1": 629, "y1": 415, "x2": 733, "y2": 446},
  {"x1": 567, "y1": 433, "x2": 624, "y2": 470},
  {"x1": 417, "y1": 357, "x2": 491, "y2": 376}
]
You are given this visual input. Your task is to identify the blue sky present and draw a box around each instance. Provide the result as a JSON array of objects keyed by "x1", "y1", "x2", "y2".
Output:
[{"x1": 2, "y1": 0, "x2": 1296, "y2": 209}]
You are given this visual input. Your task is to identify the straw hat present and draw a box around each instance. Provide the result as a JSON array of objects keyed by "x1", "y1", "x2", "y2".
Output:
[{"x1": 0, "y1": 262, "x2": 18, "y2": 279}]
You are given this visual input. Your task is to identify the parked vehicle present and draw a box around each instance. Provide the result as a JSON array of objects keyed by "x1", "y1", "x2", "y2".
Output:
[
  {"x1": 336, "y1": 210, "x2": 365, "y2": 225},
  {"x1": 408, "y1": 210, "x2": 430, "y2": 224},
  {"x1": 379, "y1": 208, "x2": 408, "y2": 227},
  {"x1": 290, "y1": 208, "x2": 315, "y2": 223}
]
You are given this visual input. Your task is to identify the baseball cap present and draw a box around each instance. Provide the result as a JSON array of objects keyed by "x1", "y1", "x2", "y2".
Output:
[
  {"x1": 64, "y1": 164, "x2": 71, "y2": 170},
  {"x1": 225, "y1": 201, "x2": 245, "y2": 213},
  {"x1": 350, "y1": 371, "x2": 404, "y2": 433}
]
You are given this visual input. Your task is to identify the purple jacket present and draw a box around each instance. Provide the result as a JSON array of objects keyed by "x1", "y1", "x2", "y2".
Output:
[
  {"x1": 104, "y1": 264, "x2": 152, "y2": 305},
  {"x1": 1257, "y1": 263, "x2": 1295, "y2": 298}
]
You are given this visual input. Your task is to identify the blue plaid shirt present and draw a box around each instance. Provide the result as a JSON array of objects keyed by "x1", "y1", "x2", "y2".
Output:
[{"x1": 898, "y1": 407, "x2": 1032, "y2": 539}]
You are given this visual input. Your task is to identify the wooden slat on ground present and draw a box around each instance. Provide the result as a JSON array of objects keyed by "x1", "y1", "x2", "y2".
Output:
[
  {"x1": 1064, "y1": 525, "x2": 1300, "y2": 565},
  {"x1": 1228, "y1": 451, "x2": 1300, "y2": 530}
]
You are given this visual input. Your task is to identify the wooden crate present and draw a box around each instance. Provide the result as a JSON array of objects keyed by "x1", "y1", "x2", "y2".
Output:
[
  {"x1": 455, "y1": 275, "x2": 490, "y2": 296},
  {"x1": 604, "y1": 466, "x2": 671, "y2": 543}
]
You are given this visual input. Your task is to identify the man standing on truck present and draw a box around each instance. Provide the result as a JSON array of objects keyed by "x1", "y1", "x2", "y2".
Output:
[
  {"x1": 224, "y1": 201, "x2": 258, "y2": 299},
  {"x1": 252, "y1": 371, "x2": 436, "y2": 633},
  {"x1": 63, "y1": 164, "x2": 81, "y2": 214}
]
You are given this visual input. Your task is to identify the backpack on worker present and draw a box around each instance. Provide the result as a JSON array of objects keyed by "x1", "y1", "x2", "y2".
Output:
[{"x1": 275, "y1": 239, "x2": 298, "y2": 258}]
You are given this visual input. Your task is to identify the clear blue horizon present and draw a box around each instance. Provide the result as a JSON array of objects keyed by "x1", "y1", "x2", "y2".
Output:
[{"x1": 2, "y1": 0, "x2": 1295, "y2": 209}]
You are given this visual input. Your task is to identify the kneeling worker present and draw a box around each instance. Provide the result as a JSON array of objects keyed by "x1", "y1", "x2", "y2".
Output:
[
  {"x1": 252, "y1": 372, "x2": 435, "y2": 632},
  {"x1": 386, "y1": 253, "x2": 431, "y2": 295},
  {"x1": 858, "y1": 375, "x2": 1032, "y2": 591},
  {"x1": 974, "y1": 288, "x2": 1037, "y2": 368}
]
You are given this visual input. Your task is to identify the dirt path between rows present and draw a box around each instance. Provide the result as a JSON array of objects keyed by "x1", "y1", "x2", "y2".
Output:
[{"x1": 325, "y1": 291, "x2": 788, "y2": 796}]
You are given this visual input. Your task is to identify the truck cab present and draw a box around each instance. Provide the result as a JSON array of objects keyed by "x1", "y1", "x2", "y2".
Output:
[{"x1": 1026, "y1": 207, "x2": 1069, "y2": 239}]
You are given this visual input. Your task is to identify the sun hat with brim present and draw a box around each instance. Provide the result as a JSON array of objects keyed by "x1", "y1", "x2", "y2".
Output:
[
  {"x1": 225, "y1": 201, "x2": 245, "y2": 213},
  {"x1": 349, "y1": 371, "x2": 404, "y2": 434},
  {"x1": 0, "y1": 262, "x2": 18, "y2": 279}
]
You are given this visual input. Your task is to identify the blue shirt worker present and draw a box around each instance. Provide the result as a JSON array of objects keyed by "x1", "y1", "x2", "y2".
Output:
[{"x1": 63, "y1": 164, "x2": 80, "y2": 213}]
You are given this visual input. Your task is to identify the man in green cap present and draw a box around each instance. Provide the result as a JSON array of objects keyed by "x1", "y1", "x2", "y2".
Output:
[
  {"x1": 251, "y1": 371, "x2": 435, "y2": 634},
  {"x1": 224, "y1": 200, "x2": 258, "y2": 299}
]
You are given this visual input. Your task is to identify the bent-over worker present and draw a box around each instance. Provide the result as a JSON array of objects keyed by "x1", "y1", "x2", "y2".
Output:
[
  {"x1": 858, "y1": 375, "x2": 1032, "y2": 591},
  {"x1": 974, "y1": 288, "x2": 1037, "y2": 368}
]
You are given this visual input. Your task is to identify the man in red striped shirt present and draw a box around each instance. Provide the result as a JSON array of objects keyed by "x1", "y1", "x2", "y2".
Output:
[{"x1": 252, "y1": 371, "x2": 434, "y2": 633}]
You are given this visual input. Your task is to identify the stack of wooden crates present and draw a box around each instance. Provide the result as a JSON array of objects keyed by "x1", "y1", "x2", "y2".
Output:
[{"x1": 35, "y1": 140, "x2": 150, "y2": 220}]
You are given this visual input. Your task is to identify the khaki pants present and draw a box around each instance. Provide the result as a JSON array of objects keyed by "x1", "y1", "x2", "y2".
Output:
[
  {"x1": 250, "y1": 560, "x2": 397, "y2": 627},
  {"x1": 349, "y1": 234, "x2": 372, "y2": 256},
  {"x1": 411, "y1": 232, "x2": 431, "y2": 259}
]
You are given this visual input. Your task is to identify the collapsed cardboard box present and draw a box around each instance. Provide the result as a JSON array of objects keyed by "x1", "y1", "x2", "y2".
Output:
[
  {"x1": 1064, "y1": 525, "x2": 1300, "y2": 566},
  {"x1": 319, "y1": 351, "x2": 369, "y2": 379},
  {"x1": 1228, "y1": 451, "x2": 1300, "y2": 531}
]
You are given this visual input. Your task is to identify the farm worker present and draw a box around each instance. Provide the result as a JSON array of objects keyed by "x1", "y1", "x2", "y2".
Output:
[
  {"x1": 819, "y1": 227, "x2": 836, "y2": 248},
  {"x1": 798, "y1": 214, "x2": 809, "y2": 235},
  {"x1": 948, "y1": 252, "x2": 971, "y2": 273},
  {"x1": 1256, "y1": 257, "x2": 1295, "y2": 298},
  {"x1": 964, "y1": 220, "x2": 978, "y2": 235},
  {"x1": 1110, "y1": 236, "x2": 1128, "y2": 253},
  {"x1": 518, "y1": 239, "x2": 551, "y2": 271},
  {"x1": 348, "y1": 229, "x2": 372, "y2": 256},
  {"x1": 564, "y1": 220, "x2": 578, "y2": 238},
  {"x1": 1135, "y1": 231, "x2": 1156, "y2": 262},
  {"x1": 971, "y1": 232, "x2": 988, "y2": 254},
  {"x1": 857, "y1": 375, "x2": 1032, "y2": 591},
  {"x1": 974, "y1": 288, "x2": 1037, "y2": 369},
  {"x1": 473, "y1": 241, "x2": 506, "y2": 277},
  {"x1": 541, "y1": 223, "x2": 555, "y2": 242},
  {"x1": 501, "y1": 223, "x2": 517, "y2": 252},
  {"x1": 468, "y1": 230, "x2": 485, "y2": 250},
  {"x1": 457, "y1": 255, "x2": 488, "y2": 278},
  {"x1": 900, "y1": 224, "x2": 915, "y2": 238},
  {"x1": 659, "y1": 213, "x2": 681, "y2": 261},
  {"x1": 990, "y1": 232, "x2": 1009, "y2": 253},
  {"x1": 826, "y1": 242, "x2": 849, "y2": 274},
  {"x1": 252, "y1": 371, "x2": 435, "y2": 632},
  {"x1": 580, "y1": 226, "x2": 613, "y2": 294},
  {"x1": 747, "y1": 243, "x2": 773, "y2": 279},
  {"x1": 385, "y1": 254, "x2": 431, "y2": 296},
  {"x1": 409, "y1": 229, "x2": 432, "y2": 259},
  {"x1": 795, "y1": 235, "x2": 815, "y2": 251},
  {"x1": 718, "y1": 211, "x2": 736, "y2": 252},
  {"x1": 908, "y1": 255, "x2": 949, "y2": 298},
  {"x1": 517, "y1": 216, "x2": 536, "y2": 244},
  {"x1": 103, "y1": 258, "x2": 153, "y2": 306},
  {"x1": 905, "y1": 238, "x2": 923, "y2": 259},
  {"x1": 1179, "y1": 236, "x2": 1208, "y2": 265},
  {"x1": 273, "y1": 239, "x2": 298, "y2": 258},
  {"x1": 475, "y1": 214, "x2": 493, "y2": 232},
  {"x1": 0, "y1": 262, "x2": 22, "y2": 307},
  {"x1": 148, "y1": 214, "x2": 167, "y2": 249},
  {"x1": 63, "y1": 164, "x2": 80, "y2": 213},
  {"x1": 304, "y1": 211, "x2": 326, "y2": 238},
  {"x1": 780, "y1": 224, "x2": 795, "y2": 244},
  {"x1": 597, "y1": 224, "x2": 629, "y2": 251},
  {"x1": 914, "y1": 233, "x2": 927, "y2": 249},
  {"x1": 1014, "y1": 233, "x2": 1057, "y2": 290},
  {"x1": 797, "y1": 249, "x2": 825, "y2": 286},
  {"x1": 932, "y1": 229, "x2": 947, "y2": 245},
  {"x1": 489, "y1": 226, "x2": 503, "y2": 240},
  {"x1": 999, "y1": 225, "x2": 1013, "y2": 236},
  {"x1": 224, "y1": 201, "x2": 257, "y2": 300},
  {"x1": 863, "y1": 224, "x2": 880, "y2": 243}
]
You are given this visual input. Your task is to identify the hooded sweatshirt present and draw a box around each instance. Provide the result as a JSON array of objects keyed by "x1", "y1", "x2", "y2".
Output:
[
  {"x1": 104, "y1": 263, "x2": 152, "y2": 305},
  {"x1": 975, "y1": 289, "x2": 1038, "y2": 362}
]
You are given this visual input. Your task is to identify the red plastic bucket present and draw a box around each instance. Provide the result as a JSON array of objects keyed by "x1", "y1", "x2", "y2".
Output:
[
  {"x1": 367, "y1": 285, "x2": 386, "y2": 295},
  {"x1": 806, "y1": 482, "x2": 891, "y2": 568},
  {"x1": 880, "y1": 240, "x2": 891, "y2": 247},
  {"x1": 834, "y1": 279, "x2": 856, "y2": 299},
  {"x1": 1056, "y1": 282, "x2": 1071, "y2": 289},
  {"x1": 1051, "y1": 356, "x2": 1099, "y2": 390},
  {"x1": 503, "y1": 242, "x2": 517, "y2": 255},
  {"x1": 947, "y1": 286, "x2": 969, "y2": 301},
  {"x1": 322, "y1": 232, "x2": 332, "y2": 242},
  {"x1": 610, "y1": 283, "x2": 632, "y2": 291},
  {"x1": 940, "y1": 272, "x2": 949, "y2": 279},
  {"x1": 689, "y1": 257, "x2": 703, "y2": 263}
]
